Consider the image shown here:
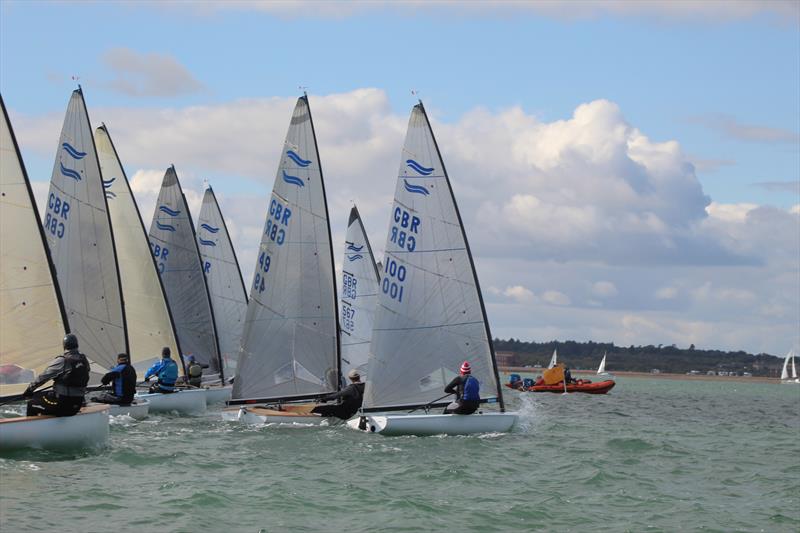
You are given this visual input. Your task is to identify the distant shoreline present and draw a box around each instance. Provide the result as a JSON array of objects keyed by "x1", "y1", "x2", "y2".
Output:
[{"x1": 499, "y1": 367, "x2": 777, "y2": 384}]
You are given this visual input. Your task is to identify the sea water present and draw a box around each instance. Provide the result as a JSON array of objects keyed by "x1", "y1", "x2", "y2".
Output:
[{"x1": 1, "y1": 377, "x2": 798, "y2": 532}]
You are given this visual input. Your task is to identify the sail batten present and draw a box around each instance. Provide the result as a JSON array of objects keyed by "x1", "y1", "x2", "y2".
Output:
[
  {"x1": 0, "y1": 95, "x2": 71, "y2": 397},
  {"x1": 148, "y1": 167, "x2": 222, "y2": 377},
  {"x1": 233, "y1": 96, "x2": 338, "y2": 401},
  {"x1": 362, "y1": 102, "x2": 504, "y2": 412},
  {"x1": 95, "y1": 125, "x2": 181, "y2": 374},
  {"x1": 41, "y1": 89, "x2": 127, "y2": 370}
]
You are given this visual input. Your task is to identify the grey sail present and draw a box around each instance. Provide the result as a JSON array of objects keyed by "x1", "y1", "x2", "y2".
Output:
[
  {"x1": 0, "y1": 95, "x2": 70, "y2": 398},
  {"x1": 362, "y1": 102, "x2": 504, "y2": 412},
  {"x1": 196, "y1": 187, "x2": 248, "y2": 376},
  {"x1": 42, "y1": 88, "x2": 127, "y2": 370},
  {"x1": 232, "y1": 96, "x2": 339, "y2": 402},
  {"x1": 95, "y1": 125, "x2": 182, "y2": 375},
  {"x1": 340, "y1": 205, "x2": 380, "y2": 380},
  {"x1": 148, "y1": 166, "x2": 222, "y2": 377}
]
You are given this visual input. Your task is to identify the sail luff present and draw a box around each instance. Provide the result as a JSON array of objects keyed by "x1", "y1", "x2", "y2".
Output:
[
  {"x1": 0, "y1": 95, "x2": 70, "y2": 398},
  {"x1": 792, "y1": 352, "x2": 797, "y2": 379},
  {"x1": 781, "y1": 352, "x2": 790, "y2": 380},
  {"x1": 95, "y1": 125, "x2": 183, "y2": 375},
  {"x1": 208, "y1": 188, "x2": 249, "y2": 304},
  {"x1": 597, "y1": 353, "x2": 606, "y2": 374},
  {"x1": 416, "y1": 102, "x2": 505, "y2": 412}
]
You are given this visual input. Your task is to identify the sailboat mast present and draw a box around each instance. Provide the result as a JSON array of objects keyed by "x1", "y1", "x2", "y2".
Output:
[
  {"x1": 305, "y1": 93, "x2": 342, "y2": 389},
  {"x1": 98, "y1": 125, "x2": 186, "y2": 374},
  {"x1": 79, "y1": 88, "x2": 130, "y2": 356},
  {"x1": 416, "y1": 101, "x2": 506, "y2": 412}
]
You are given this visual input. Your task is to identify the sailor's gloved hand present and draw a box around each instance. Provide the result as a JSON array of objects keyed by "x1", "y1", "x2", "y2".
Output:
[
  {"x1": 22, "y1": 385, "x2": 35, "y2": 398},
  {"x1": 144, "y1": 376, "x2": 151, "y2": 382}
]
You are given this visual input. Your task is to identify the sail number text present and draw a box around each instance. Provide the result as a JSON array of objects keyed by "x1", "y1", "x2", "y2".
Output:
[
  {"x1": 44, "y1": 193, "x2": 70, "y2": 239},
  {"x1": 342, "y1": 272, "x2": 357, "y2": 300},
  {"x1": 149, "y1": 243, "x2": 170, "y2": 273},
  {"x1": 253, "y1": 251, "x2": 271, "y2": 294},
  {"x1": 265, "y1": 198, "x2": 292, "y2": 246},
  {"x1": 382, "y1": 258, "x2": 406, "y2": 302},
  {"x1": 341, "y1": 302, "x2": 356, "y2": 333},
  {"x1": 390, "y1": 207, "x2": 420, "y2": 252}
]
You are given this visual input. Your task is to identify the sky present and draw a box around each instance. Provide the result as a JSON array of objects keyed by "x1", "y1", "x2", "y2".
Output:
[{"x1": 1, "y1": 0, "x2": 798, "y2": 356}]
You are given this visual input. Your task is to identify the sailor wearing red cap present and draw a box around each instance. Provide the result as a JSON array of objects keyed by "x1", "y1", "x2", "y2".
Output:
[{"x1": 443, "y1": 361, "x2": 480, "y2": 415}]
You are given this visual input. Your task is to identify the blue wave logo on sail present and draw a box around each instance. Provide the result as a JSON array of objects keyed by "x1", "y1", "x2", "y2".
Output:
[
  {"x1": 403, "y1": 179, "x2": 430, "y2": 196},
  {"x1": 347, "y1": 254, "x2": 363, "y2": 261},
  {"x1": 199, "y1": 238, "x2": 216, "y2": 247},
  {"x1": 61, "y1": 142, "x2": 86, "y2": 160},
  {"x1": 282, "y1": 170, "x2": 305, "y2": 187},
  {"x1": 102, "y1": 178, "x2": 115, "y2": 189},
  {"x1": 406, "y1": 159, "x2": 434, "y2": 176},
  {"x1": 59, "y1": 163, "x2": 81, "y2": 181},
  {"x1": 346, "y1": 242, "x2": 364, "y2": 252},
  {"x1": 156, "y1": 221, "x2": 175, "y2": 232},
  {"x1": 286, "y1": 150, "x2": 311, "y2": 167},
  {"x1": 200, "y1": 223, "x2": 220, "y2": 233},
  {"x1": 159, "y1": 206, "x2": 181, "y2": 217},
  {"x1": 105, "y1": 191, "x2": 116, "y2": 199}
]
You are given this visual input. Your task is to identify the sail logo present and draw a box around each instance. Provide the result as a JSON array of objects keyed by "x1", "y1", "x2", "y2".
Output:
[
  {"x1": 403, "y1": 179, "x2": 430, "y2": 196},
  {"x1": 282, "y1": 170, "x2": 305, "y2": 187},
  {"x1": 286, "y1": 150, "x2": 311, "y2": 167},
  {"x1": 199, "y1": 238, "x2": 216, "y2": 247},
  {"x1": 61, "y1": 142, "x2": 86, "y2": 160},
  {"x1": 406, "y1": 159, "x2": 434, "y2": 176},
  {"x1": 156, "y1": 221, "x2": 176, "y2": 232},
  {"x1": 159, "y1": 206, "x2": 181, "y2": 217},
  {"x1": 59, "y1": 162, "x2": 81, "y2": 181},
  {"x1": 103, "y1": 178, "x2": 116, "y2": 199},
  {"x1": 346, "y1": 242, "x2": 363, "y2": 252},
  {"x1": 347, "y1": 254, "x2": 363, "y2": 262},
  {"x1": 200, "y1": 223, "x2": 219, "y2": 233}
]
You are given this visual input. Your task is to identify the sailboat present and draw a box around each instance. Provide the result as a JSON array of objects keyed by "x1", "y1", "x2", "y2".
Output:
[
  {"x1": 597, "y1": 352, "x2": 611, "y2": 376},
  {"x1": 347, "y1": 102, "x2": 517, "y2": 436},
  {"x1": 339, "y1": 205, "x2": 380, "y2": 381},
  {"x1": 140, "y1": 166, "x2": 216, "y2": 414},
  {"x1": 225, "y1": 95, "x2": 340, "y2": 425},
  {"x1": 195, "y1": 186, "x2": 248, "y2": 403},
  {"x1": 780, "y1": 350, "x2": 799, "y2": 384},
  {"x1": 547, "y1": 348, "x2": 558, "y2": 369},
  {"x1": 0, "y1": 93, "x2": 109, "y2": 449}
]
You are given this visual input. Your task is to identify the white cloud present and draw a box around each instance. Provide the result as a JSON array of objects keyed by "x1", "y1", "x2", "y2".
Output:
[
  {"x1": 10, "y1": 88, "x2": 798, "y2": 355},
  {"x1": 102, "y1": 48, "x2": 204, "y2": 98}
]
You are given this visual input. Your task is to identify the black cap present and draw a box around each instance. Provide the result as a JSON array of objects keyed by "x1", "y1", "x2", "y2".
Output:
[
  {"x1": 161, "y1": 347, "x2": 171, "y2": 357},
  {"x1": 63, "y1": 333, "x2": 79, "y2": 351}
]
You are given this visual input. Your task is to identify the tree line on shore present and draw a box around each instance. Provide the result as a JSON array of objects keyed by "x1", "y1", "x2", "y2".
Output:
[{"x1": 494, "y1": 339, "x2": 787, "y2": 377}]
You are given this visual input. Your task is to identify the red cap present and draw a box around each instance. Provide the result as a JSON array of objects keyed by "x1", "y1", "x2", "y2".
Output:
[{"x1": 460, "y1": 361, "x2": 471, "y2": 374}]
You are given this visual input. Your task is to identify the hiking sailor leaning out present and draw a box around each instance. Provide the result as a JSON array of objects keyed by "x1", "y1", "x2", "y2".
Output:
[
  {"x1": 443, "y1": 361, "x2": 480, "y2": 415},
  {"x1": 311, "y1": 368, "x2": 365, "y2": 420},
  {"x1": 23, "y1": 333, "x2": 90, "y2": 417},
  {"x1": 93, "y1": 353, "x2": 137, "y2": 406},
  {"x1": 145, "y1": 347, "x2": 179, "y2": 393}
]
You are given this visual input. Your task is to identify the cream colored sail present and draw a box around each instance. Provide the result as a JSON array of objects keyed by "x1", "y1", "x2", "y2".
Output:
[
  {"x1": 0, "y1": 95, "x2": 69, "y2": 397},
  {"x1": 95, "y1": 125, "x2": 180, "y2": 375}
]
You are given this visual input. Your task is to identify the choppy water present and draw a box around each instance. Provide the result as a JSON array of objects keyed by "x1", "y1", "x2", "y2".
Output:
[{"x1": 1, "y1": 376, "x2": 798, "y2": 532}]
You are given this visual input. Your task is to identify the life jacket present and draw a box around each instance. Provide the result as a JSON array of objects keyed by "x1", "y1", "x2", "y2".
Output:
[
  {"x1": 462, "y1": 375, "x2": 480, "y2": 401},
  {"x1": 54, "y1": 350, "x2": 90, "y2": 398},
  {"x1": 188, "y1": 362, "x2": 203, "y2": 378}
]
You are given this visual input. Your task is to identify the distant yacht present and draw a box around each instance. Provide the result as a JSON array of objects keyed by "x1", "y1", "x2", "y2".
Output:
[{"x1": 780, "y1": 350, "x2": 799, "y2": 385}]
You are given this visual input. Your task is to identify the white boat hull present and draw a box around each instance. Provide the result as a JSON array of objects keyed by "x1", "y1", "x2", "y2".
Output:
[
  {"x1": 107, "y1": 399, "x2": 150, "y2": 419},
  {"x1": 0, "y1": 404, "x2": 110, "y2": 450},
  {"x1": 346, "y1": 412, "x2": 518, "y2": 436},
  {"x1": 203, "y1": 385, "x2": 232, "y2": 405},
  {"x1": 221, "y1": 405, "x2": 343, "y2": 426},
  {"x1": 135, "y1": 389, "x2": 206, "y2": 414}
]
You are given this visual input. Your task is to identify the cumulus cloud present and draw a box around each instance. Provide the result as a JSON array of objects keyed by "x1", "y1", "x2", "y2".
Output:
[
  {"x1": 10, "y1": 88, "x2": 798, "y2": 354},
  {"x1": 102, "y1": 48, "x2": 204, "y2": 98}
]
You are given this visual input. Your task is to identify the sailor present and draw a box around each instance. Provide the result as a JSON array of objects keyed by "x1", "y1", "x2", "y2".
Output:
[
  {"x1": 144, "y1": 347, "x2": 179, "y2": 394},
  {"x1": 443, "y1": 361, "x2": 480, "y2": 415},
  {"x1": 93, "y1": 353, "x2": 137, "y2": 406},
  {"x1": 311, "y1": 368, "x2": 365, "y2": 420},
  {"x1": 23, "y1": 333, "x2": 90, "y2": 417},
  {"x1": 184, "y1": 354, "x2": 208, "y2": 388}
]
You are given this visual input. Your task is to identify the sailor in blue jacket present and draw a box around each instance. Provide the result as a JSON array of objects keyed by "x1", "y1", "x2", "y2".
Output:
[
  {"x1": 94, "y1": 353, "x2": 137, "y2": 405},
  {"x1": 443, "y1": 361, "x2": 480, "y2": 415},
  {"x1": 145, "y1": 347, "x2": 179, "y2": 393}
]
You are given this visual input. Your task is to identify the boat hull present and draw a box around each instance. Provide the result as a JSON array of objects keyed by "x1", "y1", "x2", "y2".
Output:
[
  {"x1": 0, "y1": 404, "x2": 110, "y2": 450},
  {"x1": 87, "y1": 399, "x2": 149, "y2": 419},
  {"x1": 222, "y1": 404, "x2": 343, "y2": 426},
  {"x1": 507, "y1": 379, "x2": 616, "y2": 394},
  {"x1": 346, "y1": 412, "x2": 517, "y2": 436},
  {"x1": 203, "y1": 385, "x2": 232, "y2": 405},
  {"x1": 135, "y1": 389, "x2": 206, "y2": 414}
]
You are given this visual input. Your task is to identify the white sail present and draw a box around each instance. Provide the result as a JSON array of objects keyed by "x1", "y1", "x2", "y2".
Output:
[
  {"x1": 361, "y1": 102, "x2": 503, "y2": 411},
  {"x1": 340, "y1": 205, "x2": 380, "y2": 381},
  {"x1": 792, "y1": 352, "x2": 797, "y2": 379},
  {"x1": 597, "y1": 353, "x2": 607, "y2": 374},
  {"x1": 233, "y1": 96, "x2": 338, "y2": 402},
  {"x1": 548, "y1": 349, "x2": 558, "y2": 369},
  {"x1": 781, "y1": 351, "x2": 791, "y2": 380},
  {"x1": 196, "y1": 187, "x2": 248, "y2": 376},
  {"x1": 42, "y1": 88, "x2": 127, "y2": 370},
  {"x1": 148, "y1": 166, "x2": 222, "y2": 377},
  {"x1": 0, "y1": 95, "x2": 70, "y2": 397},
  {"x1": 95, "y1": 125, "x2": 181, "y2": 375}
]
